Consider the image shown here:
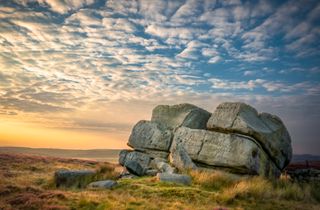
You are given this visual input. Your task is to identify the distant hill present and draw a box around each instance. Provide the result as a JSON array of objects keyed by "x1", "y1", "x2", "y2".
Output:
[
  {"x1": 291, "y1": 154, "x2": 320, "y2": 162},
  {"x1": 0, "y1": 146, "x2": 122, "y2": 163}
]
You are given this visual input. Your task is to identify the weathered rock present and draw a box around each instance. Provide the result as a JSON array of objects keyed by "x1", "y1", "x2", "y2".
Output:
[
  {"x1": 173, "y1": 127, "x2": 281, "y2": 177},
  {"x1": 151, "y1": 103, "x2": 211, "y2": 129},
  {"x1": 135, "y1": 148, "x2": 169, "y2": 159},
  {"x1": 119, "y1": 149, "x2": 130, "y2": 166},
  {"x1": 54, "y1": 169, "x2": 96, "y2": 188},
  {"x1": 169, "y1": 144, "x2": 197, "y2": 171},
  {"x1": 128, "y1": 120, "x2": 172, "y2": 151},
  {"x1": 206, "y1": 102, "x2": 292, "y2": 169},
  {"x1": 145, "y1": 169, "x2": 158, "y2": 176},
  {"x1": 88, "y1": 180, "x2": 118, "y2": 189},
  {"x1": 157, "y1": 173, "x2": 192, "y2": 185},
  {"x1": 119, "y1": 171, "x2": 138, "y2": 179},
  {"x1": 125, "y1": 160, "x2": 145, "y2": 176},
  {"x1": 151, "y1": 158, "x2": 176, "y2": 174},
  {"x1": 119, "y1": 150, "x2": 151, "y2": 169}
]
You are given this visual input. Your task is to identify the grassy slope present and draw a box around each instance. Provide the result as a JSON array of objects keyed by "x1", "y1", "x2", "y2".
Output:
[{"x1": 0, "y1": 153, "x2": 319, "y2": 210}]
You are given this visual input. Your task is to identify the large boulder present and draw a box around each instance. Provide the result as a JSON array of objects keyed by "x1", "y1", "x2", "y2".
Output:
[
  {"x1": 128, "y1": 120, "x2": 172, "y2": 151},
  {"x1": 172, "y1": 127, "x2": 281, "y2": 177},
  {"x1": 151, "y1": 103, "x2": 211, "y2": 129},
  {"x1": 206, "y1": 102, "x2": 292, "y2": 169}
]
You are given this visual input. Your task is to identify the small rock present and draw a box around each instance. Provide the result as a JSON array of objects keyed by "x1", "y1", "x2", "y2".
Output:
[
  {"x1": 152, "y1": 158, "x2": 176, "y2": 174},
  {"x1": 125, "y1": 160, "x2": 145, "y2": 176},
  {"x1": 157, "y1": 173, "x2": 192, "y2": 185},
  {"x1": 120, "y1": 174, "x2": 138, "y2": 179},
  {"x1": 88, "y1": 180, "x2": 118, "y2": 189},
  {"x1": 54, "y1": 169, "x2": 96, "y2": 188},
  {"x1": 145, "y1": 169, "x2": 158, "y2": 176}
]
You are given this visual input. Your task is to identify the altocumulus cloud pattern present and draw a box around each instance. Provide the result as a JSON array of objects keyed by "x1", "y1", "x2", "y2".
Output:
[{"x1": 0, "y1": 0, "x2": 319, "y2": 154}]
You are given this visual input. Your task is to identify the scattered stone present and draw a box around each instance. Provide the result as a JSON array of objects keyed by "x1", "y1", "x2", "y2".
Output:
[
  {"x1": 286, "y1": 168, "x2": 320, "y2": 182},
  {"x1": 157, "y1": 173, "x2": 192, "y2": 185},
  {"x1": 151, "y1": 103, "x2": 211, "y2": 129},
  {"x1": 206, "y1": 102, "x2": 292, "y2": 169},
  {"x1": 145, "y1": 169, "x2": 158, "y2": 176},
  {"x1": 54, "y1": 170, "x2": 96, "y2": 188},
  {"x1": 125, "y1": 160, "x2": 145, "y2": 176},
  {"x1": 152, "y1": 158, "x2": 176, "y2": 174},
  {"x1": 88, "y1": 180, "x2": 118, "y2": 189}
]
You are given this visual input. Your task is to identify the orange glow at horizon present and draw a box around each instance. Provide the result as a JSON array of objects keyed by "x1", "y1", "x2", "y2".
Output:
[{"x1": 0, "y1": 120, "x2": 129, "y2": 149}]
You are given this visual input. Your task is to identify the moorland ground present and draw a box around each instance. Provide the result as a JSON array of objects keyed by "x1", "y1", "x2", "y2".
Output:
[{"x1": 0, "y1": 153, "x2": 319, "y2": 210}]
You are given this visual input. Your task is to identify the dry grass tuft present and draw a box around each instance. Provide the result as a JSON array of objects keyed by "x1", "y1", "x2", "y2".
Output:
[
  {"x1": 219, "y1": 176, "x2": 272, "y2": 203},
  {"x1": 189, "y1": 170, "x2": 237, "y2": 190}
]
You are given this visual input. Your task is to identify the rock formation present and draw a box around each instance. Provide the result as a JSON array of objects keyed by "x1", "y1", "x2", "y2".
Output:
[{"x1": 119, "y1": 102, "x2": 292, "y2": 178}]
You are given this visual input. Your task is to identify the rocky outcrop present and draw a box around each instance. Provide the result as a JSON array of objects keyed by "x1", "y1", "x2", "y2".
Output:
[
  {"x1": 118, "y1": 102, "x2": 292, "y2": 179},
  {"x1": 206, "y1": 102, "x2": 292, "y2": 169}
]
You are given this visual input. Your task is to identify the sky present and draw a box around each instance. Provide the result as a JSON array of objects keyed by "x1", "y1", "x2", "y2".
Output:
[{"x1": 0, "y1": 0, "x2": 319, "y2": 154}]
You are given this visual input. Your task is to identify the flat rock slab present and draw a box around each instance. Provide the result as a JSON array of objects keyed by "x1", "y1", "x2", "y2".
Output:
[
  {"x1": 207, "y1": 102, "x2": 292, "y2": 169},
  {"x1": 173, "y1": 127, "x2": 280, "y2": 177},
  {"x1": 151, "y1": 103, "x2": 211, "y2": 129},
  {"x1": 88, "y1": 180, "x2": 118, "y2": 189},
  {"x1": 157, "y1": 173, "x2": 192, "y2": 185},
  {"x1": 54, "y1": 169, "x2": 96, "y2": 188}
]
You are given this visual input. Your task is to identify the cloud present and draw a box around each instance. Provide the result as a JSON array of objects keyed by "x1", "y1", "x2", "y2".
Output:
[
  {"x1": 208, "y1": 56, "x2": 221, "y2": 64},
  {"x1": 14, "y1": 0, "x2": 95, "y2": 14},
  {"x1": 0, "y1": 0, "x2": 319, "y2": 154},
  {"x1": 243, "y1": 71, "x2": 255, "y2": 76}
]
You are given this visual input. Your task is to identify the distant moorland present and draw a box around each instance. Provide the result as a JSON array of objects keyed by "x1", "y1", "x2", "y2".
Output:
[{"x1": 0, "y1": 147, "x2": 121, "y2": 163}]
